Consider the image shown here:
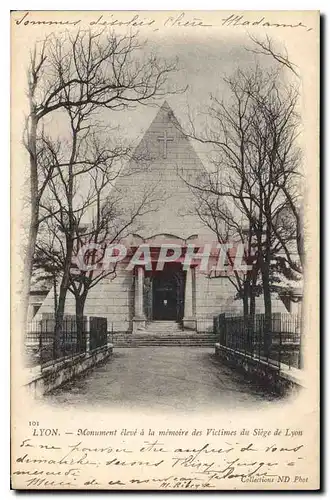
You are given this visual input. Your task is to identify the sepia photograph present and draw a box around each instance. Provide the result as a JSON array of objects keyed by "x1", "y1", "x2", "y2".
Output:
[{"x1": 10, "y1": 10, "x2": 319, "y2": 490}]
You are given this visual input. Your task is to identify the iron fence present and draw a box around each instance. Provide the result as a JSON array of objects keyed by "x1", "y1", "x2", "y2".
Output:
[
  {"x1": 26, "y1": 315, "x2": 108, "y2": 367},
  {"x1": 90, "y1": 316, "x2": 108, "y2": 350},
  {"x1": 214, "y1": 312, "x2": 301, "y2": 369},
  {"x1": 26, "y1": 317, "x2": 87, "y2": 366}
]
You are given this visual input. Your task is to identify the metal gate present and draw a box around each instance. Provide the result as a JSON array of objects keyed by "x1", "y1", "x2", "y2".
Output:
[{"x1": 89, "y1": 316, "x2": 108, "y2": 351}]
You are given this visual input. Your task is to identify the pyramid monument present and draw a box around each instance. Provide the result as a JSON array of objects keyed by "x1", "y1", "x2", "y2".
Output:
[
  {"x1": 113, "y1": 100, "x2": 209, "y2": 240},
  {"x1": 37, "y1": 101, "x2": 285, "y2": 333}
]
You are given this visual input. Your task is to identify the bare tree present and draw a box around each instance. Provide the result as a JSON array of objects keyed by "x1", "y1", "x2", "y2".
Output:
[
  {"x1": 36, "y1": 98, "x2": 158, "y2": 355},
  {"x1": 68, "y1": 188, "x2": 156, "y2": 350},
  {"x1": 183, "y1": 65, "x2": 302, "y2": 353},
  {"x1": 247, "y1": 33, "x2": 304, "y2": 270},
  {"x1": 33, "y1": 235, "x2": 61, "y2": 314},
  {"x1": 190, "y1": 176, "x2": 261, "y2": 317},
  {"x1": 22, "y1": 28, "x2": 181, "y2": 327},
  {"x1": 247, "y1": 34, "x2": 299, "y2": 77}
]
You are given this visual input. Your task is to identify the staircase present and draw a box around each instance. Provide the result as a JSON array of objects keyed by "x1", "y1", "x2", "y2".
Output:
[
  {"x1": 111, "y1": 321, "x2": 216, "y2": 347},
  {"x1": 145, "y1": 321, "x2": 183, "y2": 334}
]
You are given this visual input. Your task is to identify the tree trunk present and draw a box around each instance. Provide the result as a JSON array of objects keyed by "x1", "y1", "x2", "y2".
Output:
[
  {"x1": 250, "y1": 293, "x2": 256, "y2": 317},
  {"x1": 297, "y1": 210, "x2": 304, "y2": 270},
  {"x1": 75, "y1": 294, "x2": 87, "y2": 353},
  {"x1": 250, "y1": 272, "x2": 257, "y2": 317},
  {"x1": 261, "y1": 194, "x2": 272, "y2": 357},
  {"x1": 22, "y1": 213, "x2": 38, "y2": 328},
  {"x1": 53, "y1": 285, "x2": 67, "y2": 358},
  {"x1": 246, "y1": 275, "x2": 256, "y2": 351},
  {"x1": 53, "y1": 239, "x2": 74, "y2": 357},
  {"x1": 22, "y1": 113, "x2": 39, "y2": 330},
  {"x1": 243, "y1": 293, "x2": 249, "y2": 318},
  {"x1": 53, "y1": 275, "x2": 58, "y2": 312},
  {"x1": 242, "y1": 271, "x2": 249, "y2": 311},
  {"x1": 256, "y1": 230, "x2": 272, "y2": 356},
  {"x1": 261, "y1": 264, "x2": 272, "y2": 356}
]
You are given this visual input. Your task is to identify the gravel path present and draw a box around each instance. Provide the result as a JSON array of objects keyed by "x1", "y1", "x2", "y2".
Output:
[{"x1": 45, "y1": 347, "x2": 280, "y2": 412}]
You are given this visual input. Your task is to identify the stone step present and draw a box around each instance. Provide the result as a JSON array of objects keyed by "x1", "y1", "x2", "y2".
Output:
[
  {"x1": 145, "y1": 324, "x2": 183, "y2": 332},
  {"x1": 123, "y1": 340, "x2": 214, "y2": 344},
  {"x1": 145, "y1": 321, "x2": 181, "y2": 325},
  {"x1": 133, "y1": 334, "x2": 212, "y2": 339},
  {"x1": 115, "y1": 343, "x2": 215, "y2": 348},
  {"x1": 137, "y1": 332, "x2": 188, "y2": 336},
  {"x1": 116, "y1": 345, "x2": 214, "y2": 348},
  {"x1": 145, "y1": 330, "x2": 183, "y2": 332},
  {"x1": 112, "y1": 334, "x2": 214, "y2": 340},
  {"x1": 144, "y1": 331, "x2": 184, "y2": 334},
  {"x1": 147, "y1": 321, "x2": 178, "y2": 324},
  {"x1": 111, "y1": 333, "x2": 216, "y2": 347}
]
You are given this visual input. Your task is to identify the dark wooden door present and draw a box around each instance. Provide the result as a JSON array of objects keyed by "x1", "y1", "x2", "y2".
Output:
[{"x1": 153, "y1": 276, "x2": 177, "y2": 320}]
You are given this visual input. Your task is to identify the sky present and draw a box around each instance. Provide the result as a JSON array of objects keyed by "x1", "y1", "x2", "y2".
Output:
[
  {"x1": 12, "y1": 9, "x2": 318, "y2": 175},
  {"x1": 13, "y1": 20, "x2": 300, "y2": 165},
  {"x1": 95, "y1": 31, "x2": 278, "y2": 159}
]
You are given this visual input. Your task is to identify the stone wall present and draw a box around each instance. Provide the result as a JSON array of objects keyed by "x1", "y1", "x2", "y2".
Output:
[
  {"x1": 195, "y1": 272, "x2": 287, "y2": 326},
  {"x1": 214, "y1": 343, "x2": 304, "y2": 396},
  {"x1": 25, "y1": 345, "x2": 113, "y2": 397}
]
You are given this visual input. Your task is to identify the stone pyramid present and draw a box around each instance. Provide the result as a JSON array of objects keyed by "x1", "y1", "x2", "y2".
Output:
[{"x1": 115, "y1": 100, "x2": 210, "y2": 240}]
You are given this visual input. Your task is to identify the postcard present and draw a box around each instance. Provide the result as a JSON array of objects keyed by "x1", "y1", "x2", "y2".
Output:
[{"x1": 11, "y1": 10, "x2": 319, "y2": 490}]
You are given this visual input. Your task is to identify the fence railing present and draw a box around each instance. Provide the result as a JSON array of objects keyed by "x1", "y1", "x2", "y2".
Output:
[
  {"x1": 214, "y1": 312, "x2": 301, "y2": 370},
  {"x1": 89, "y1": 316, "x2": 108, "y2": 351},
  {"x1": 26, "y1": 316, "x2": 108, "y2": 367}
]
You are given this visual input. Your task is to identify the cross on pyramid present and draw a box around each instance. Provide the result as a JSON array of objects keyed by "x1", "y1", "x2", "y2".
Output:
[{"x1": 157, "y1": 130, "x2": 174, "y2": 158}]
